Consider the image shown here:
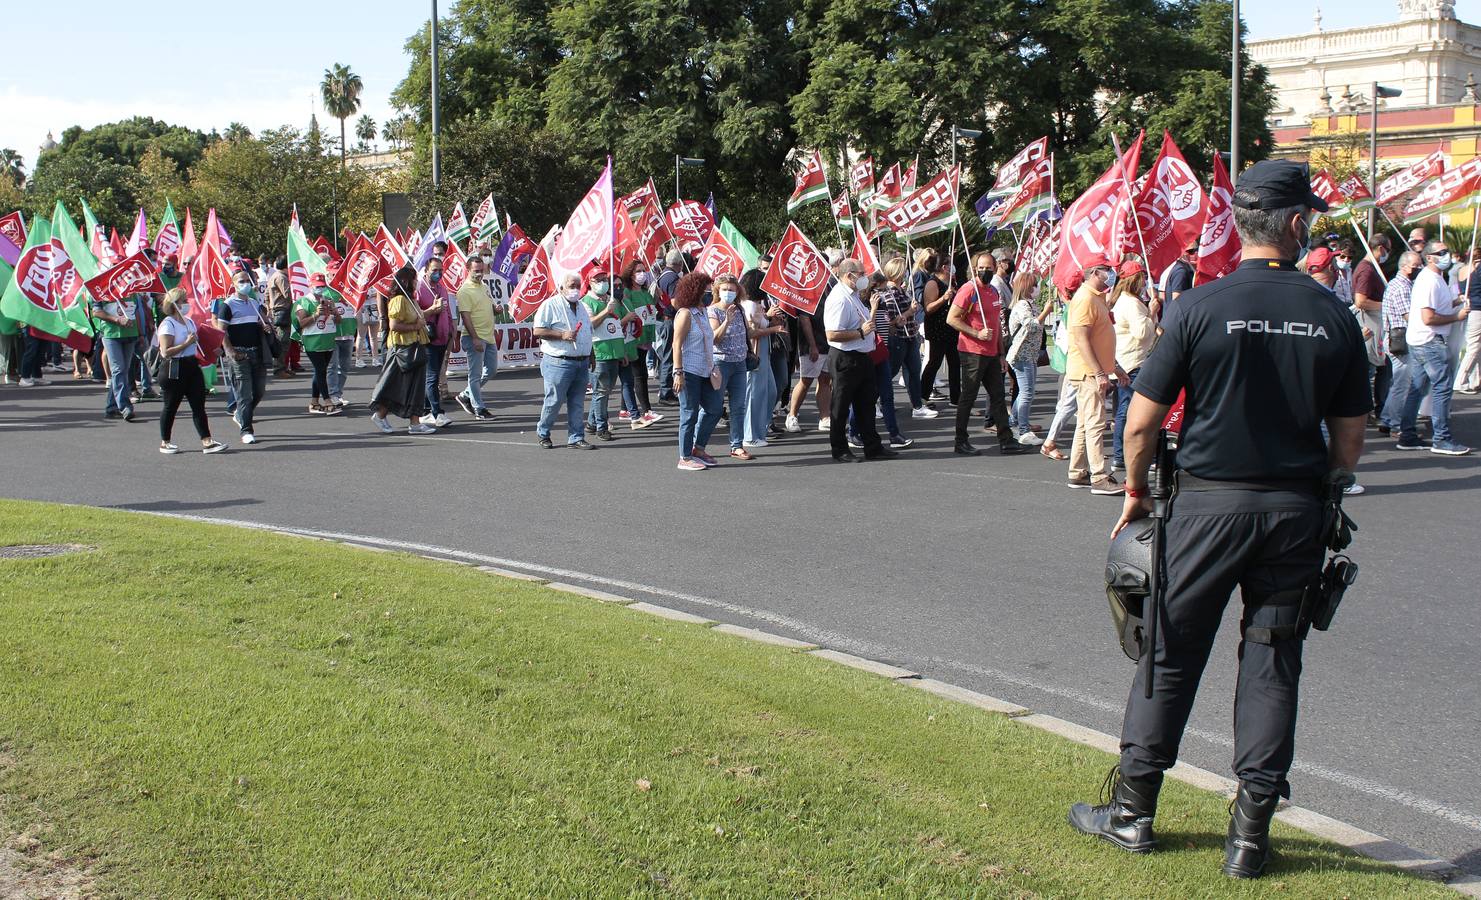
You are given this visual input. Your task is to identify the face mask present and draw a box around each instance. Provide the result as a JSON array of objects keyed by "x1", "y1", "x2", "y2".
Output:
[
  {"x1": 976, "y1": 269, "x2": 992, "y2": 280},
  {"x1": 1104, "y1": 271, "x2": 1118, "y2": 289},
  {"x1": 1376, "y1": 251, "x2": 1389, "y2": 265},
  {"x1": 1404, "y1": 267, "x2": 1420, "y2": 279},
  {"x1": 481, "y1": 254, "x2": 492, "y2": 263},
  {"x1": 235, "y1": 283, "x2": 252, "y2": 297},
  {"x1": 720, "y1": 289, "x2": 738, "y2": 304},
  {"x1": 1435, "y1": 253, "x2": 1454, "y2": 272},
  {"x1": 853, "y1": 275, "x2": 869, "y2": 293},
  {"x1": 429, "y1": 271, "x2": 443, "y2": 284},
  {"x1": 564, "y1": 288, "x2": 581, "y2": 302},
  {"x1": 162, "y1": 266, "x2": 177, "y2": 276},
  {"x1": 634, "y1": 272, "x2": 650, "y2": 287},
  {"x1": 313, "y1": 287, "x2": 326, "y2": 298},
  {"x1": 1335, "y1": 258, "x2": 1350, "y2": 271},
  {"x1": 592, "y1": 281, "x2": 610, "y2": 296}
]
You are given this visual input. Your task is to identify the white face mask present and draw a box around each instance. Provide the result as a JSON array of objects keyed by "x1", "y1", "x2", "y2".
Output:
[
  {"x1": 854, "y1": 275, "x2": 870, "y2": 292},
  {"x1": 563, "y1": 287, "x2": 582, "y2": 301},
  {"x1": 634, "y1": 272, "x2": 650, "y2": 287},
  {"x1": 720, "y1": 289, "x2": 738, "y2": 304}
]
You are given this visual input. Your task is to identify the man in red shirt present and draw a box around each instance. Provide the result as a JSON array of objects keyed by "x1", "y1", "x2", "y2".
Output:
[{"x1": 946, "y1": 251, "x2": 1030, "y2": 456}]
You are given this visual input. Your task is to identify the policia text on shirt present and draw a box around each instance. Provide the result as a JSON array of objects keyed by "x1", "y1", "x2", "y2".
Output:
[{"x1": 1066, "y1": 160, "x2": 1370, "y2": 881}]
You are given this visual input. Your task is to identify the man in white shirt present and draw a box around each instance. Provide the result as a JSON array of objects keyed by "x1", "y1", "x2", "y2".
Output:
[
  {"x1": 531, "y1": 273, "x2": 596, "y2": 449},
  {"x1": 823, "y1": 259, "x2": 894, "y2": 462},
  {"x1": 1396, "y1": 241, "x2": 1471, "y2": 455}
]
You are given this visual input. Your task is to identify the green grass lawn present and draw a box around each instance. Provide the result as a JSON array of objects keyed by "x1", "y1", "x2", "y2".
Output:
[{"x1": 0, "y1": 499, "x2": 1449, "y2": 897}]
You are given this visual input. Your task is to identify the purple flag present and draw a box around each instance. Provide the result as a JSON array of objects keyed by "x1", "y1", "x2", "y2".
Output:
[
  {"x1": 490, "y1": 229, "x2": 520, "y2": 283},
  {"x1": 0, "y1": 232, "x2": 19, "y2": 268},
  {"x1": 413, "y1": 213, "x2": 446, "y2": 270}
]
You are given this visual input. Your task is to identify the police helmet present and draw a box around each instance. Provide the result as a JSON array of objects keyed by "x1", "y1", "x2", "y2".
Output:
[{"x1": 1104, "y1": 519, "x2": 1156, "y2": 660}]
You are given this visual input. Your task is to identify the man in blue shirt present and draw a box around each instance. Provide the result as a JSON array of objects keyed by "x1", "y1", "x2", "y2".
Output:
[{"x1": 531, "y1": 273, "x2": 596, "y2": 449}]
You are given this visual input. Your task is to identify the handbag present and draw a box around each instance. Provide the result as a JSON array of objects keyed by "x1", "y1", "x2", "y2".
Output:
[
  {"x1": 868, "y1": 332, "x2": 889, "y2": 365},
  {"x1": 1387, "y1": 325, "x2": 1408, "y2": 357},
  {"x1": 392, "y1": 343, "x2": 427, "y2": 372},
  {"x1": 746, "y1": 347, "x2": 761, "y2": 371}
]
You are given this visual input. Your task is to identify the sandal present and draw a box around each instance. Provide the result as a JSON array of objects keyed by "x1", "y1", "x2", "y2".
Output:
[
  {"x1": 1040, "y1": 442, "x2": 1067, "y2": 461},
  {"x1": 729, "y1": 447, "x2": 754, "y2": 460}
]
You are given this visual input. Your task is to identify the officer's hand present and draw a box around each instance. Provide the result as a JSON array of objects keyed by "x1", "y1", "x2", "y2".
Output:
[{"x1": 1110, "y1": 494, "x2": 1153, "y2": 539}]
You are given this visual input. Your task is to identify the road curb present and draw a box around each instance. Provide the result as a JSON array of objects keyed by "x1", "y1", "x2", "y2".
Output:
[
  {"x1": 544, "y1": 581, "x2": 632, "y2": 603},
  {"x1": 625, "y1": 601, "x2": 715, "y2": 625},
  {"x1": 711, "y1": 623, "x2": 818, "y2": 650},
  {"x1": 807, "y1": 649, "x2": 919, "y2": 680}
]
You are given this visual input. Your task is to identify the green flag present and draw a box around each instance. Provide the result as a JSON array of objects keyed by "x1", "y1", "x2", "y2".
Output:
[
  {"x1": 719, "y1": 218, "x2": 761, "y2": 271},
  {"x1": 0, "y1": 257, "x2": 18, "y2": 336},
  {"x1": 51, "y1": 202, "x2": 99, "y2": 337},
  {"x1": 0, "y1": 217, "x2": 72, "y2": 337},
  {"x1": 80, "y1": 198, "x2": 104, "y2": 244}
]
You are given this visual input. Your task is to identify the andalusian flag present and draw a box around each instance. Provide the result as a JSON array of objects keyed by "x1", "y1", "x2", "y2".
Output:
[
  {"x1": 787, "y1": 150, "x2": 830, "y2": 213},
  {"x1": 447, "y1": 203, "x2": 472, "y2": 243},
  {"x1": 286, "y1": 225, "x2": 328, "y2": 300},
  {"x1": 154, "y1": 199, "x2": 182, "y2": 259},
  {"x1": 718, "y1": 218, "x2": 762, "y2": 271},
  {"x1": 472, "y1": 194, "x2": 499, "y2": 242}
]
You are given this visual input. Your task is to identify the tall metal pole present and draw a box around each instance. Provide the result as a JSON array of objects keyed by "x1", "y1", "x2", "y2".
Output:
[
  {"x1": 1229, "y1": 0, "x2": 1241, "y2": 178},
  {"x1": 674, "y1": 154, "x2": 681, "y2": 206},
  {"x1": 430, "y1": 0, "x2": 441, "y2": 192},
  {"x1": 1369, "y1": 80, "x2": 1379, "y2": 243}
]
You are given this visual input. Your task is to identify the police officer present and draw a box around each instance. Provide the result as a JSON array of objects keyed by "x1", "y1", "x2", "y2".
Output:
[{"x1": 1067, "y1": 160, "x2": 1370, "y2": 878}]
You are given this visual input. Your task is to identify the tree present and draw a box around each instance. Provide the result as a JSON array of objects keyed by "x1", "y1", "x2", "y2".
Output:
[
  {"x1": 355, "y1": 115, "x2": 378, "y2": 153},
  {"x1": 383, "y1": 116, "x2": 413, "y2": 151},
  {"x1": 137, "y1": 145, "x2": 189, "y2": 222},
  {"x1": 1, "y1": 149, "x2": 24, "y2": 187},
  {"x1": 223, "y1": 122, "x2": 254, "y2": 143},
  {"x1": 23, "y1": 147, "x2": 141, "y2": 227},
  {"x1": 320, "y1": 63, "x2": 364, "y2": 170}
]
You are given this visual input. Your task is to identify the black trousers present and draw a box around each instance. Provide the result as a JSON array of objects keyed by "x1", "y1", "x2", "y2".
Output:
[
  {"x1": 1118, "y1": 486, "x2": 1324, "y2": 799},
  {"x1": 306, "y1": 349, "x2": 334, "y2": 402},
  {"x1": 956, "y1": 351, "x2": 1013, "y2": 446},
  {"x1": 1371, "y1": 361, "x2": 1391, "y2": 420},
  {"x1": 922, "y1": 330, "x2": 960, "y2": 403},
  {"x1": 828, "y1": 348, "x2": 883, "y2": 456},
  {"x1": 160, "y1": 358, "x2": 211, "y2": 442}
]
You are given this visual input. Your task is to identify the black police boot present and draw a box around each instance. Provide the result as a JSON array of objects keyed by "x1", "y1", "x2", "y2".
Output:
[
  {"x1": 1222, "y1": 783, "x2": 1279, "y2": 879},
  {"x1": 1068, "y1": 766, "x2": 1160, "y2": 853}
]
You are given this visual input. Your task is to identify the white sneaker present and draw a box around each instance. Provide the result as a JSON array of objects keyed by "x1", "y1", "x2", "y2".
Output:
[
  {"x1": 818, "y1": 417, "x2": 831, "y2": 432},
  {"x1": 371, "y1": 414, "x2": 394, "y2": 434},
  {"x1": 159, "y1": 443, "x2": 180, "y2": 454},
  {"x1": 743, "y1": 439, "x2": 769, "y2": 448},
  {"x1": 432, "y1": 413, "x2": 452, "y2": 428},
  {"x1": 18, "y1": 378, "x2": 36, "y2": 387},
  {"x1": 911, "y1": 406, "x2": 939, "y2": 419},
  {"x1": 241, "y1": 432, "x2": 258, "y2": 445},
  {"x1": 333, "y1": 397, "x2": 349, "y2": 408},
  {"x1": 1016, "y1": 431, "x2": 1045, "y2": 446},
  {"x1": 784, "y1": 415, "x2": 802, "y2": 433},
  {"x1": 409, "y1": 422, "x2": 437, "y2": 434},
  {"x1": 875, "y1": 404, "x2": 884, "y2": 419},
  {"x1": 1343, "y1": 482, "x2": 1366, "y2": 495}
]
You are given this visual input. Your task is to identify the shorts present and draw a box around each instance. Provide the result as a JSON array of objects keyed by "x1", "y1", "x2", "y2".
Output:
[{"x1": 798, "y1": 352, "x2": 828, "y2": 379}]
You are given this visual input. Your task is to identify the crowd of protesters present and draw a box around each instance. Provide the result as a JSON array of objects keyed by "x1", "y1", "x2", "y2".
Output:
[{"x1": 1, "y1": 226, "x2": 1474, "y2": 477}]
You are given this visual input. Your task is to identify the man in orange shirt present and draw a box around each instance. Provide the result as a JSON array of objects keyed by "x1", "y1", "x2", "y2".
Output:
[{"x1": 1065, "y1": 261, "x2": 1127, "y2": 493}]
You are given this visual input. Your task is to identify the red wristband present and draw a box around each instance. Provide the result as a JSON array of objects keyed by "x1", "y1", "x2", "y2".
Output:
[{"x1": 1125, "y1": 487, "x2": 1149, "y2": 499}]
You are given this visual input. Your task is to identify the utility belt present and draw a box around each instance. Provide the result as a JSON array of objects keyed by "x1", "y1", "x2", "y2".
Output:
[
  {"x1": 1239, "y1": 468, "x2": 1359, "y2": 645},
  {"x1": 1172, "y1": 472, "x2": 1320, "y2": 496}
]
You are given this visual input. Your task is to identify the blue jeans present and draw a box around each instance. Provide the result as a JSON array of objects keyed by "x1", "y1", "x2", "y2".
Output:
[
  {"x1": 424, "y1": 343, "x2": 447, "y2": 416},
  {"x1": 1381, "y1": 352, "x2": 1413, "y2": 428},
  {"x1": 708, "y1": 358, "x2": 747, "y2": 450},
  {"x1": 678, "y1": 370, "x2": 723, "y2": 459},
  {"x1": 1400, "y1": 337, "x2": 1455, "y2": 444},
  {"x1": 101, "y1": 338, "x2": 137, "y2": 414},
  {"x1": 769, "y1": 339, "x2": 789, "y2": 418},
  {"x1": 224, "y1": 348, "x2": 267, "y2": 433},
  {"x1": 538, "y1": 356, "x2": 588, "y2": 444},
  {"x1": 618, "y1": 359, "x2": 640, "y2": 416},
  {"x1": 461, "y1": 336, "x2": 499, "y2": 411},
  {"x1": 1010, "y1": 360, "x2": 1038, "y2": 436},
  {"x1": 888, "y1": 334, "x2": 924, "y2": 409},
  {"x1": 1112, "y1": 367, "x2": 1140, "y2": 463},
  {"x1": 20, "y1": 332, "x2": 44, "y2": 379},
  {"x1": 655, "y1": 318, "x2": 676, "y2": 399},
  {"x1": 744, "y1": 340, "x2": 777, "y2": 443},
  {"x1": 329, "y1": 339, "x2": 353, "y2": 399},
  {"x1": 587, "y1": 358, "x2": 620, "y2": 431}
]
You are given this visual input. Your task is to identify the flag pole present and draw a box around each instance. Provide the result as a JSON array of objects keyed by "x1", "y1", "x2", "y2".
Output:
[
  {"x1": 1345, "y1": 209, "x2": 1388, "y2": 287},
  {"x1": 1463, "y1": 199, "x2": 1481, "y2": 296},
  {"x1": 1378, "y1": 206, "x2": 1409, "y2": 247},
  {"x1": 1109, "y1": 134, "x2": 1152, "y2": 266},
  {"x1": 822, "y1": 156, "x2": 847, "y2": 251}
]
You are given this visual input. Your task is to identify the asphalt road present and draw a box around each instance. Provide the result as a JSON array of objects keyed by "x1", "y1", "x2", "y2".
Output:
[{"x1": 1, "y1": 360, "x2": 1478, "y2": 876}]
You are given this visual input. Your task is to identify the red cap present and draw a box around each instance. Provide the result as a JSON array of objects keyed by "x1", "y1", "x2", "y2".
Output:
[
  {"x1": 309, "y1": 272, "x2": 327, "y2": 287},
  {"x1": 1117, "y1": 260, "x2": 1145, "y2": 277},
  {"x1": 1305, "y1": 247, "x2": 1334, "y2": 273},
  {"x1": 1065, "y1": 269, "x2": 1085, "y2": 293}
]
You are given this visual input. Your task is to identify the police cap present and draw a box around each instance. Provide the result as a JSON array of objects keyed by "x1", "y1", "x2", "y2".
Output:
[{"x1": 1232, "y1": 160, "x2": 1328, "y2": 213}]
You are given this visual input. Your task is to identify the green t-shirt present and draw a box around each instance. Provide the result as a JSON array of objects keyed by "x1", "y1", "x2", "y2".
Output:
[
  {"x1": 582, "y1": 293, "x2": 626, "y2": 361},
  {"x1": 159, "y1": 271, "x2": 182, "y2": 292},
  {"x1": 294, "y1": 296, "x2": 339, "y2": 352},
  {"x1": 91, "y1": 298, "x2": 139, "y2": 340},
  {"x1": 623, "y1": 289, "x2": 659, "y2": 347},
  {"x1": 331, "y1": 290, "x2": 357, "y2": 338}
]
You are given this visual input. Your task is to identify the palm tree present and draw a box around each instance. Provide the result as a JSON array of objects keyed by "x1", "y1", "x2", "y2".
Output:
[
  {"x1": 0, "y1": 149, "x2": 24, "y2": 187},
  {"x1": 320, "y1": 63, "x2": 364, "y2": 170},
  {"x1": 223, "y1": 122, "x2": 253, "y2": 142},
  {"x1": 355, "y1": 115, "x2": 377, "y2": 153}
]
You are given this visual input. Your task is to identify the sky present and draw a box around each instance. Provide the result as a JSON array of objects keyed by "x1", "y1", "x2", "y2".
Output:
[{"x1": 0, "y1": 0, "x2": 1445, "y2": 175}]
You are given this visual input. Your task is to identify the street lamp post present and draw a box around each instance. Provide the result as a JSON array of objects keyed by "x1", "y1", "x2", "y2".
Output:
[
  {"x1": 1230, "y1": 0, "x2": 1241, "y2": 178},
  {"x1": 1370, "y1": 82, "x2": 1403, "y2": 241},
  {"x1": 430, "y1": 0, "x2": 441, "y2": 192},
  {"x1": 951, "y1": 125, "x2": 983, "y2": 172},
  {"x1": 674, "y1": 154, "x2": 705, "y2": 203}
]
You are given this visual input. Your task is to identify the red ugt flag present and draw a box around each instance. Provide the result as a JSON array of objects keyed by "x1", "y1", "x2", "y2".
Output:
[
  {"x1": 334, "y1": 234, "x2": 391, "y2": 309},
  {"x1": 1132, "y1": 131, "x2": 1207, "y2": 277},
  {"x1": 760, "y1": 222, "x2": 830, "y2": 315},
  {"x1": 550, "y1": 160, "x2": 615, "y2": 280},
  {"x1": 509, "y1": 227, "x2": 559, "y2": 323},
  {"x1": 84, "y1": 251, "x2": 166, "y2": 304},
  {"x1": 1194, "y1": 153, "x2": 1241, "y2": 285},
  {"x1": 695, "y1": 227, "x2": 744, "y2": 278}
]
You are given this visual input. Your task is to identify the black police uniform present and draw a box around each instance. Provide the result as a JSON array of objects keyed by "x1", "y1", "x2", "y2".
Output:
[{"x1": 1119, "y1": 257, "x2": 1370, "y2": 796}]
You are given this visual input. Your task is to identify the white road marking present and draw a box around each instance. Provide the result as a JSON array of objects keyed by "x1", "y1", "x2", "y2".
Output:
[
  {"x1": 315, "y1": 432, "x2": 532, "y2": 447},
  {"x1": 115, "y1": 507, "x2": 1481, "y2": 838}
]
